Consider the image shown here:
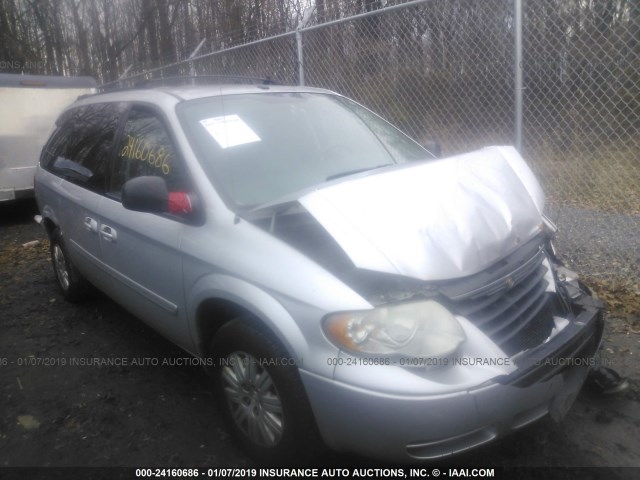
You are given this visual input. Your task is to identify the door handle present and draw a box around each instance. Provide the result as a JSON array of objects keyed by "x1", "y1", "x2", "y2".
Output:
[
  {"x1": 83, "y1": 217, "x2": 98, "y2": 233},
  {"x1": 99, "y1": 225, "x2": 117, "y2": 242}
]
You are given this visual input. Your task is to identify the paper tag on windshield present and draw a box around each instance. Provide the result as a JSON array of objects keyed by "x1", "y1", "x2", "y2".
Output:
[{"x1": 200, "y1": 114, "x2": 261, "y2": 149}]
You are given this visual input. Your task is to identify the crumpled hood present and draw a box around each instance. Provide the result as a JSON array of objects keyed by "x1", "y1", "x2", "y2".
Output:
[{"x1": 299, "y1": 146, "x2": 545, "y2": 281}]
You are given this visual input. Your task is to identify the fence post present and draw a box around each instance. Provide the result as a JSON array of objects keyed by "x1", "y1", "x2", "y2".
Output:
[
  {"x1": 296, "y1": 28, "x2": 305, "y2": 86},
  {"x1": 296, "y1": 6, "x2": 316, "y2": 86},
  {"x1": 189, "y1": 38, "x2": 207, "y2": 82},
  {"x1": 514, "y1": 0, "x2": 523, "y2": 152}
]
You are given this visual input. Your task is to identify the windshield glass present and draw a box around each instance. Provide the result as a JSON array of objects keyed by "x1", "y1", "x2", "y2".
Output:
[{"x1": 178, "y1": 92, "x2": 434, "y2": 209}]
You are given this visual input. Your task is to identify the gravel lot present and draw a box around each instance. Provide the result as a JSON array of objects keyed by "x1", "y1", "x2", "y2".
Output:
[
  {"x1": 548, "y1": 205, "x2": 640, "y2": 283},
  {"x1": 1, "y1": 200, "x2": 639, "y2": 477}
]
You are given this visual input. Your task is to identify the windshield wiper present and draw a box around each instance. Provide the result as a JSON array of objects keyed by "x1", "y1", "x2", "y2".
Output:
[{"x1": 326, "y1": 164, "x2": 392, "y2": 181}]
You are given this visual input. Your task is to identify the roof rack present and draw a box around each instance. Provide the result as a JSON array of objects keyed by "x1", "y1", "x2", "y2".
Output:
[
  {"x1": 134, "y1": 75, "x2": 279, "y2": 88},
  {"x1": 97, "y1": 74, "x2": 282, "y2": 94}
]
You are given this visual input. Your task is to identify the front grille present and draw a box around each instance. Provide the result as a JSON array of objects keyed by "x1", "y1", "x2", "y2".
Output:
[{"x1": 441, "y1": 239, "x2": 555, "y2": 356}]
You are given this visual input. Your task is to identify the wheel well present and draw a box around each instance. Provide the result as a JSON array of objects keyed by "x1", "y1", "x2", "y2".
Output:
[
  {"x1": 196, "y1": 298, "x2": 256, "y2": 356},
  {"x1": 42, "y1": 217, "x2": 57, "y2": 237}
]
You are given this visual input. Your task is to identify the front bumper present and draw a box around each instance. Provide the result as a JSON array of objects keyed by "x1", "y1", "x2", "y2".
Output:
[{"x1": 301, "y1": 296, "x2": 603, "y2": 462}]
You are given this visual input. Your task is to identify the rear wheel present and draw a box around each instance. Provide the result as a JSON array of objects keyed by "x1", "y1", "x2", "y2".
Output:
[
  {"x1": 210, "y1": 319, "x2": 323, "y2": 464},
  {"x1": 50, "y1": 229, "x2": 89, "y2": 302}
]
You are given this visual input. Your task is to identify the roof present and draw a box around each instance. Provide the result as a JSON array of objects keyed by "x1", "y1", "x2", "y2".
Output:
[{"x1": 74, "y1": 83, "x2": 337, "y2": 107}]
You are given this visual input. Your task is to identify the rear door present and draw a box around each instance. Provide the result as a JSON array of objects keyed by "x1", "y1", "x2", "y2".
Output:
[
  {"x1": 98, "y1": 105, "x2": 193, "y2": 348},
  {"x1": 39, "y1": 103, "x2": 125, "y2": 293}
]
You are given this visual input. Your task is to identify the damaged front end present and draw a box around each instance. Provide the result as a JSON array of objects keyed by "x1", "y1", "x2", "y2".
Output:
[
  {"x1": 244, "y1": 145, "x2": 605, "y2": 459},
  {"x1": 246, "y1": 146, "x2": 604, "y2": 378},
  {"x1": 244, "y1": 146, "x2": 608, "y2": 461}
]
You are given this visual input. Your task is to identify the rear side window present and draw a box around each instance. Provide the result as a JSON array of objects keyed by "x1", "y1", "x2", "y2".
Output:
[{"x1": 41, "y1": 103, "x2": 125, "y2": 192}]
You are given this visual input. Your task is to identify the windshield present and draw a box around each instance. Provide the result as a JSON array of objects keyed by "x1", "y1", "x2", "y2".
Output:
[{"x1": 178, "y1": 92, "x2": 434, "y2": 209}]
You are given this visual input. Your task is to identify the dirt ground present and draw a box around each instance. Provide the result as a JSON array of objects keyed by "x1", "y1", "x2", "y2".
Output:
[{"x1": 1, "y1": 200, "x2": 639, "y2": 477}]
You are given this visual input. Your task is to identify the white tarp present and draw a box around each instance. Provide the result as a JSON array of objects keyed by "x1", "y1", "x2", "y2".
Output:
[{"x1": 299, "y1": 146, "x2": 545, "y2": 281}]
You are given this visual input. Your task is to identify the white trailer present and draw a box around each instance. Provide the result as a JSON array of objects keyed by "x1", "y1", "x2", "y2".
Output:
[{"x1": 0, "y1": 74, "x2": 97, "y2": 202}]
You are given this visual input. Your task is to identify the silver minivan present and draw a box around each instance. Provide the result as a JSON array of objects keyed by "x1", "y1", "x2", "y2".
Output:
[{"x1": 34, "y1": 83, "x2": 604, "y2": 463}]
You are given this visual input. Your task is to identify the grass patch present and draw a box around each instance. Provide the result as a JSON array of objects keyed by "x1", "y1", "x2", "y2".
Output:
[
  {"x1": 529, "y1": 140, "x2": 640, "y2": 215},
  {"x1": 584, "y1": 274, "x2": 640, "y2": 329}
]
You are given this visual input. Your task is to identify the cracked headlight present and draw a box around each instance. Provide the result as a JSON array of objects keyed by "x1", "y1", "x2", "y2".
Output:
[{"x1": 323, "y1": 300, "x2": 466, "y2": 359}]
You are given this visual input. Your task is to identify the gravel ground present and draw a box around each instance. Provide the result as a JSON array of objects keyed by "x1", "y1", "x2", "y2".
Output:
[
  {"x1": 1, "y1": 200, "x2": 639, "y2": 477},
  {"x1": 548, "y1": 205, "x2": 640, "y2": 283}
]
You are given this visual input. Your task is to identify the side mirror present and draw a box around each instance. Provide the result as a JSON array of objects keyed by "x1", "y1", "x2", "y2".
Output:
[
  {"x1": 423, "y1": 140, "x2": 441, "y2": 158},
  {"x1": 122, "y1": 176, "x2": 168, "y2": 214}
]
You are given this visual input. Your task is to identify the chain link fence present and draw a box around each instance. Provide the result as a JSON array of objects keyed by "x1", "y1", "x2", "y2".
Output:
[
  {"x1": 518, "y1": 0, "x2": 639, "y2": 289},
  {"x1": 111, "y1": 0, "x2": 639, "y2": 289}
]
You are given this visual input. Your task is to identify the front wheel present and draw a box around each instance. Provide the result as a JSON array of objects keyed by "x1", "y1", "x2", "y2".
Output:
[{"x1": 210, "y1": 319, "x2": 323, "y2": 464}]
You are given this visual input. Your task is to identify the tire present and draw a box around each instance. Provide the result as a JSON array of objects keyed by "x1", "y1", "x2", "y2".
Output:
[
  {"x1": 50, "y1": 228, "x2": 89, "y2": 303},
  {"x1": 210, "y1": 318, "x2": 323, "y2": 465}
]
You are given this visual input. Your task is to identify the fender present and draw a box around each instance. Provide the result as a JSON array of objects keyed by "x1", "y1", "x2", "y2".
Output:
[{"x1": 187, "y1": 273, "x2": 310, "y2": 362}]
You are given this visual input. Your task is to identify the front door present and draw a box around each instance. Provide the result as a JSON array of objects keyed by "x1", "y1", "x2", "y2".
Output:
[{"x1": 98, "y1": 105, "x2": 193, "y2": 349}]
